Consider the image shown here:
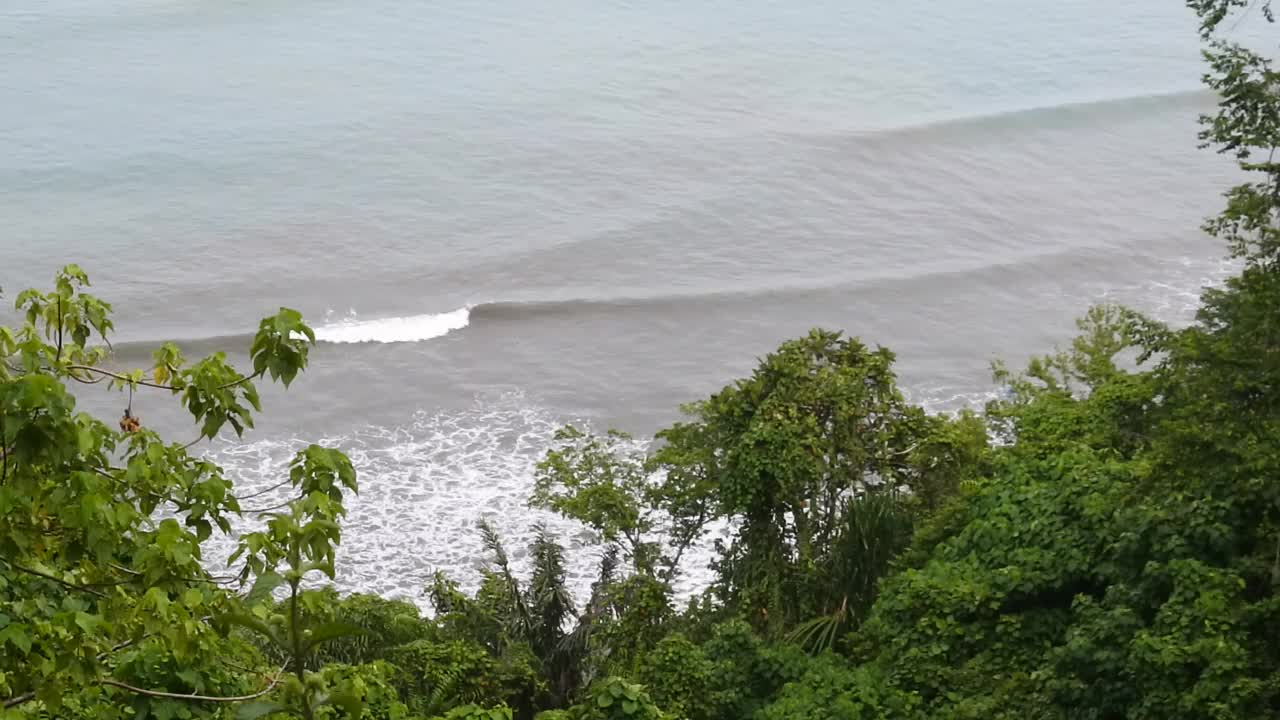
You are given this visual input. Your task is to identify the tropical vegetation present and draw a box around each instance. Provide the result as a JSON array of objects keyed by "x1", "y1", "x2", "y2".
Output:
[{"x1": 4, "y1": 2, "x2": 1280, "y2": 717}]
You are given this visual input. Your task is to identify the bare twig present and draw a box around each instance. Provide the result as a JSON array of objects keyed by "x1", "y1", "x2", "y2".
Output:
[
  {"x1": 2, "y1": 691, "x2": 35, "y2": 709},
  {"x1": 66, "y1": 369, "x2": 107, "y2": 384},
  {"x1": 102, "y1": 636, "x2": 144, "y2": 659},
  {"x1": 65, "y1": 365, "x2": 260, "y2": 392},
  {"x1": 243, "y1": 499, "x2": 293, "y2": 515},
  {"x1": 236, "y1": 478, "x2": 293, "y2": 501},
  {"x1": 65, "y1": 365, "x2": 176, "y2": 390},
  {"x1": 661, "y1": 507, "x2": 709, "y2": 584},
  {"x1": 101, "y1": 663, "x2": 288, "y2": 702},
  {"x1": 109, "y1": 563, "x2": 238, "y2": 587}
]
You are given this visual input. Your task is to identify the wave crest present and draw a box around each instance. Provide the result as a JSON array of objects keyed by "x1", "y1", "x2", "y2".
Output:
[{"x1": 314, "y1": 307, "x2": 471, "y2": 344}]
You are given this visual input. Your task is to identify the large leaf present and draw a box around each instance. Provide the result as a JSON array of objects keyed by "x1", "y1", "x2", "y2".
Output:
[
  {"x1": 303, "y1": 621, "x2": 371, "y2": 653},
  {"x1": 237, "y1": 701, "x2": 289, "y2": 720},
  {"x1": 218, "y1": 612, "x2": 282, "y2": 647},
  {"x1": 317, "y1": 689, "x2": 364, "y2": 718},
  {"x1": 245, "y1": 570, "x2": 284, "y2": 607}
]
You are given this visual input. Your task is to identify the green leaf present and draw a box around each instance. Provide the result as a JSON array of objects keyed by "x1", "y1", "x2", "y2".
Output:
[
  {"x1": 219, "y1": 612, "x2": 279, "y2": 647},
  {"x1": 73, "y1": 611, "x2": 102, "y2": 634},
  {"x1": 237, "y1": 701, "x2": 289, "y2": 720},
  {"x1": 0, "y1": 624, "x2": 32, "y2": 654},
  {"x1": 322, "y1": 690, "x2": 363, "y2": 717},
  {"x1": 245, "y1": 570, "x2": 284, "y2": 606},
  {"x1": 597, "y1": 693, "x2": 614, "y2": 708},
  {"x1": 176, "y1": 668, "x2": 202, "y2": 688},
  {"x1": 622, "y1": 700, "x2": 638, "y2": 715}
]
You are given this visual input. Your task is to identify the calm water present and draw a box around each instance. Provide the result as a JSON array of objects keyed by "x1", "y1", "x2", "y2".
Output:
[{"x1": 0, "y1": 0, "x2": 1253, "y2": 601}]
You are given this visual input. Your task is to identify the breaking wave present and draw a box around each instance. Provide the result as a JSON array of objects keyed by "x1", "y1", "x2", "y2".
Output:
[{"x1": 314, "y1": 306, "x2": 472, "y2": 344}]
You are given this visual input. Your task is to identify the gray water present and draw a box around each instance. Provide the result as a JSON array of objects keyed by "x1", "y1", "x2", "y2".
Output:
[{"x1": 0, "y1": 0, "x2": 1255, "y2": 601}]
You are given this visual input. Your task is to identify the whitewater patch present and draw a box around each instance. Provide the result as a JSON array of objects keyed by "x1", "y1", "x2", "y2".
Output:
[
  {"x1": 198, "y1": 393, "x2": 725, "y2": 609},
  {"x1": 313, "y1": 307, "x2": 472, "y2": 344}
]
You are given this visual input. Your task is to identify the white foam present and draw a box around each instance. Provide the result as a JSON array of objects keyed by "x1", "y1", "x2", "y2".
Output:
[
  {"x1": 909, "y1": 386, "x2": 1003, "y2": 415},
  {"x1": 313, "y1": 307, "x2": 471, "y2": 344},
  {"x1": 1095, "y1": 255, "x2": 1240, "y2": 326},
  {"x1": 199, "y1": 394, "x2": 721, "y2": 610}
]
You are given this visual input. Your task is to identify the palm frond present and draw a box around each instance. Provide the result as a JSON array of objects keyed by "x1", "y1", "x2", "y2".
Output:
[
  {"x1": 786, "y1": 597, "x2": 847, "y2": 654},
  {"x1": 477, "y1": 518, "x2": 510, "y2": 571}
]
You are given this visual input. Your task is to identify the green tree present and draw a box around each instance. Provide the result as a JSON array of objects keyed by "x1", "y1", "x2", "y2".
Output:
[
  {"x1": 764, "y1": 5, "x2": 1280, "y2": 714},
  {"x1": 532, "y1": 427, "x2": 713, "y2": 582},
  {"x1": 662, "y1": 329, "x2": 985, "y2": 632},
  {"x1": 426, "y1": 523, "x2": 585, "y2": 715},
  {"x1": 0, "y1": 267, "x2": 375, "y2": 719},
  {"x1": 221, "y1": 446, "x2": 373, "y2": 720}
]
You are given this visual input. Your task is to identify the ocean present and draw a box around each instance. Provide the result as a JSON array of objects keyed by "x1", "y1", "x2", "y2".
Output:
[{"x1": 0, "y1": 0, "x2": 1255, "y2": 602}]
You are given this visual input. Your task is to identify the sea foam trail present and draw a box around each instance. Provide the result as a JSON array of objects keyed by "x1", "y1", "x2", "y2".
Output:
[{"x1": 314, "y1": 307, "x2": 471, "y2": 344}]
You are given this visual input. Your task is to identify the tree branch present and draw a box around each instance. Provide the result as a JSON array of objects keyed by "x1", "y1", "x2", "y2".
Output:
[
  {"x1": 1, "y1": 629, "x2": 206, "y2": 710},
  {"x1": 2, "y1": 691, "x2": 35, "y2": 709},
  {"x1": 101, "y1": 664, "x2": 288, "y2": 702},
  {"x1": 243, "y1": 499, "x2": 294, "y2": 515},
  {"x1": 65, "y1": 364, "x2": 260, "y2": 392},
  {"x1": 67, "y1": 370, "x2": 107, "y2": 384},
  {"x1": 661, "y1": 507, "x2": 709, "y2": 584},
  {"x1": 55, "y1": 296, "x2": 63, "y2": 359},
  {"x1": 4, "y1": 560, "x2": 107, "y2": 598},
  {"x1": 108, "y1": 562, "x2": 237, "y2": 586},
  {"x1": 236, "y1": 478, "x2": 293, "y2": 501},
  {"x1": 92, "y1": 467, "x2": 167, "y2": 505}
]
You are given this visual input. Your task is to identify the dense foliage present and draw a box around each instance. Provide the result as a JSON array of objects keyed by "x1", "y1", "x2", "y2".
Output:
[{"x1": 5, "y1": 2, "x2": 1280, "y2": 717}]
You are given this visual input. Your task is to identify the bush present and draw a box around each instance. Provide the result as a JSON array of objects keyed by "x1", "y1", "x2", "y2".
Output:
[
  {"x1": 636, "y1": 635, "x2": 714, "y2": 720},
  {"x1": 755, "y1": 657, "x2": 912, "y2": 720},
  {"x1": 574, "y1": 677, "x2": 669, "y2": 720},
  {"x1": 431, "y1": 704, "x2": 516, "y2": 720},
  {"x1": 385, "y1": 639, "x2": 542, "y2": 717},
  {"x1": 699, "y1": 620, "x2": 811, "y2": 720},
  {"x1": 314, "y1": 662, "x2": 412, "y2": 720}
]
